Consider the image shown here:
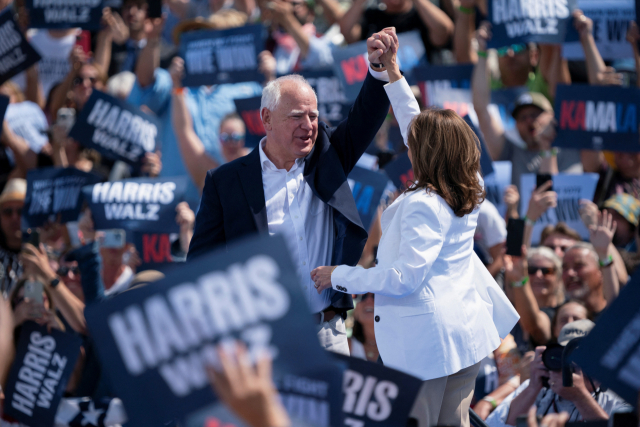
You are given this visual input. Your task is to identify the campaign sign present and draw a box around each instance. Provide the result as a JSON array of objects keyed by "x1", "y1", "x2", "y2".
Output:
[
  {"x1": 348, "y1": 167, "x2": 390, "y2": 231},
  {"x1": 69, "y1": 90, "x2": 160, "y2": 165},
  {"x1": 463, "y1": 114, "x2": 494, "y2": 177},
  {"x1": 0, "y1": 9, "x2": 42, "y2": 85},
  {"x1": 3, "y1": 321, "x2": 82, "y2": 427},
  {"x1": 487, "y1": 0, "x2": 576, "y2": 48},
  {"x1": 233, "y1": 96, "x2": 264, "y2": 149},
  {"x1": 82, "y1": 176, "x2": 187, "y2": 233},
  {"x1": 520, "y1": 173, "x2": 599, "y2": 244},
  {"x1": 563, "y1": 0, "x2": 634, "y2": 60},
  {"x1": 554, "y1": 84, "x2": 640, "y2": 152},
  {"x1": 84, "y1": 234, "x2": 343, "y2": 427},
  {"x1": 300, "y1": 69, "x2": 352, "y2": 125},
  {"x1": 571, "y1": 271, "x2": 640, "y2": 405},
  {"x1": 334, "y1": 355, "x2": 422, "y2": 427},
  {"x1": 23, "y1": 167, "x2": 102, "y2": 228},
  {"x1": 332, "y1": 31, "x2": 426, "y2": 102},
  {"x1": 131, "y1": 232, "x2": 182, "y2": 272},
  {"x1": 484, "y1": 161, "x2": 512, "y2": 217},
  {"x1": 25, "y1": 0, "x2": 104, "y2": 30},
  {"x1": 414, "y1": 64, "x2": 473, "y2": 106},
  {"x1": 0, "y1": 94, "x2": 8, "y2": 121},
  {"x1": 383, "y1": 151, "x2": 413, "y2": 190},
  {"x1": 180, "y1": 24, "x2": 265, "y2": 87}
]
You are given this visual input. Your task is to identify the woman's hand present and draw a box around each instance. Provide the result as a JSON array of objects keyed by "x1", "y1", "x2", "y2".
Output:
[
  {"x1": 21, "y1": 243, "x2": 57, "y2": 283},
  {"x1": 503, "y1": 245, "x2": 527, "y2": 285},
  {"x1": 526, "y1": 180, "x2": 557, "y2": 222},
  {"x1": 310, "y1": 266, "x2": 336, "y2": 294}
]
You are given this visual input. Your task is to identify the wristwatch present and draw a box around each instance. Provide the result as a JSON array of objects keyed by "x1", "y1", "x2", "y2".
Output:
[
  {"x1": 50, "y1": 276, "x2": 60, "y2": 289},
  {"x1": 370, "y1": 62, "x2": 385, "y2": 70}
]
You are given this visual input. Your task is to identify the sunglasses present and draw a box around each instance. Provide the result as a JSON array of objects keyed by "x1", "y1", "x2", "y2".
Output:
[
  {"x1": 220, "y1": 132, "x2": 245, "y2": 143},
  {"x1": 1, "y1": 207, "x2": 22, "y2": 217},
  {"x1": 528, "y1": 266, "x2": 555, "y2": 276},
  {"x1": 496, "y1": 44, "x2": 527, "y2": 57},
  {"x1": 57, "y1": 266, "x2": 80, "y2": 276},
  {"x1": 73, "y1": 75, "x2": 97, "y2": 87}
]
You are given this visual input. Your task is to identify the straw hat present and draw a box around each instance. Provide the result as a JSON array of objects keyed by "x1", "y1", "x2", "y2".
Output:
[{"x1": 0, "y1": 178, "x2": 26, "y2": 206}]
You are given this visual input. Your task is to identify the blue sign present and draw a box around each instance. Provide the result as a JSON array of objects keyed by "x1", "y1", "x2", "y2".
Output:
[
  {"x1": 300, "y1": 69, "x2": 352, "y2": 125},
  {"x1": 25, "y1": 0, "x2": 104, "y2": 30},
  {"x1": 3, "y1": 321, "x2": 82, "y2": 427},
  {"x1": 0, "y1": 9, "x2": 42, "y2": 85},
  {"x1": 383, "y1": 151, "x2": 413, "y2": 190},
  {"x1": 463, "y1": 115, "x2": 495, "y2": 177},
  {"x1": 487, "y1": 0, "x2": 576, "y2": 48},
  {"x1": 82, "y1": 176, "x2": 188, "y2": 233},
  {"x1": 233, "y1": 96, "x2": 264, "y2": 149},
  {"x1": 572, "y1": 271, "x2": 640, "y2": 405},
  {"x1": 334, "y1": 354, "x2": 423, "y2": 427},
  {"x1": 84, "y1": 234, "x2": 343, "y2": 426},
  {"x1": 554, "y1": 84, "x2": 640, "y2": 151},
  {"x1": 332, "y1": 31, "x2": 426, "y2": 102},
  {"x1": 348, "y1": 166, "x2": 390, "y2": 231},
  {"x1": 484, "y1": 161, "x2": 512, "y2": 217},
  {"x1": 414, "y1": 64, "x2": 473, "y2": 106},
  {"x1": 69, "y1": 90, "x2": 161, "y2": 166},
  {"x1": 180, "y1": 25, "x2": 265, "y2": 87},
  {"x1": 131, "y1": 231, "x2": 183, "y2": 272},
  {"x1": 23, "y1": 167, "x2": 102, "y2": 228}
]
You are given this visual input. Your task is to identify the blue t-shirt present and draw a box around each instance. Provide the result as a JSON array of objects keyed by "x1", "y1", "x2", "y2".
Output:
[{"x1": 127, "y1": 68, "x2": 262, "y2": 206}]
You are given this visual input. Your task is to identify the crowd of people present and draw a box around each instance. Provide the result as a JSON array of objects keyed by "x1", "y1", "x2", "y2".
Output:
[{"x1": 1, "y1": 0, "x2": 640, "y2": 425}]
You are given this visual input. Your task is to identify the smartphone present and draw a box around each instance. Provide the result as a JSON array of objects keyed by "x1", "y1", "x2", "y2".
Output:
[
  {"x1": 536, "y1": 173, "x2": 553, "y2": 192},
  {"x1": 56, "y1": 108, "x2": 76, "y2": 134},
  {"x1": 99, "y1": 229, "x2": 126, "y2": 248},
  {"x1": 66, "y1": 221, "x2": 81, "y2": 248},
  {"x1": 147, "y1": 0, "x2": 162, "y2": 18},
  {"x1": 506, "y1": 218, "x2": 525, "y2": 256},
  {"x1": 22, "y1": 228, "x2": 40, "y2": 247},
  {"x1": 24, "y1": 280, "x2": 44, "y2": 306},
  {"x1": 75, "y1": 30, "x2": 91, "y2": 55}
]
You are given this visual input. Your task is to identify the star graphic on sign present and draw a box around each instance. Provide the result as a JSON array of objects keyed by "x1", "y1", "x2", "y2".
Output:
[{"x1": 81, "y1": 401, "x2": 104, "y2": 426}]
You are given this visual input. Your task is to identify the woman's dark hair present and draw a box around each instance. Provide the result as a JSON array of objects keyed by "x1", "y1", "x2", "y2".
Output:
[{"x1": 406, "y1": 108, "x2": 485, "y2": 217}]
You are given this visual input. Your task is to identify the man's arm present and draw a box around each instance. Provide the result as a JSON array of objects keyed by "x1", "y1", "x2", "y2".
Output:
[
  {"x1": 187, "y1": 170, "x2": 226, "y2": 260},
  {"x1": 412, "y1": 0, "x2": 454, "y2": 47},
  {"x1": 453, "y1": 0, "x2": 477, "y2": 63},
  {"x1": 339, "y1": 0, "x2": 366, "y2": 44}
]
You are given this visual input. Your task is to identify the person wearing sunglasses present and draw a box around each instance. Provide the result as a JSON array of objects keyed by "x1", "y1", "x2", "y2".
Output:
[
  {"x1": 504, "y1": 246, "x2": 564, "y2": 349},
  {"x1": 0, "y1": 178, "x2": 26, "y2": 295},
  {"x1": 219, "y1": 114, "x2": 249, "y2": 163}
]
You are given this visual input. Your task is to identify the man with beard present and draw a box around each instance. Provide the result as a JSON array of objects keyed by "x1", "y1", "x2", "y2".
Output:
[{"x1": 562, "y1": 242, "x2": 618, "y2": 317}]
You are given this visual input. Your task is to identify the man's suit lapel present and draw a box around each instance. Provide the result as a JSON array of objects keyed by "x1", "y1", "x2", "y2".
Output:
[{"x1": 239, "y1": 149, "x2": 269, "y2": 233}]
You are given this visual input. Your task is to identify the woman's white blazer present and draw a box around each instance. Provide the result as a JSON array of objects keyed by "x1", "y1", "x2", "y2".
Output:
[{"x1": 331, "y1": 76, "x2": 519, "y2": 381}]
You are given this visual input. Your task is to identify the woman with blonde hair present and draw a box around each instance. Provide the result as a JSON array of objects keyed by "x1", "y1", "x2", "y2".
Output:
[{"x1": 312, "y1": 28, "x2": 518, "y2": 427}]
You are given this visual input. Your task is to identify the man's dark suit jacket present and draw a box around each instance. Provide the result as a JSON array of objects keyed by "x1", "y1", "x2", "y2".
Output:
[{"x1": 187, "y1": 71, "x2": 391, "y2": 311}]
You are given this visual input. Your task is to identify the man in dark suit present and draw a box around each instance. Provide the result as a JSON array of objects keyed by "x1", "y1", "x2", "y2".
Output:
[{"x1": 188, "y1": 29, "x2": 397, "y2": 354}]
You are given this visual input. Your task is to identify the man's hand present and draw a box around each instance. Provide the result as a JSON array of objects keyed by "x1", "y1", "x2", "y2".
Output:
[
  {"x1": 626, "y1": 20, "x2": 640, "y2": 46},
  {"x1": 475, "y1": 21, "x2": 492, "y2": 52},
  {"x1": 526, "y1": 180, "x2": 557, "y2": 222},
  {"x1": 573, "y1": 10, "x2": 593, "y2": 40},
  {"x1": 589, "y1": 209, "x2": 616, "y2": 259},
  {"x1": 368, "y1": 28, "x2": 399, "y2": 68},
  {"x1": 548, "y1": 369, "x2": 591, "y2": 403},
  {"x1": 144, "y1": 15, "x2": 166, "y2": 42},
  {"x1": 528, "y1": 406, "x2": 569, "y2": 427},
  {"x1": 70, "y1": 44, "x2": 89, "y2": 70},
  {"x1": 267, "y1": 0, "x2": 294, "y2": 25},
  {"x1": 175, "y1": 202, "x2": 195, "y2": 233},
  {"x1": 310, "y1": 265, "x2": 336, "y2": 294},
  {"x1": 103, "y1": 7, "x2": 129, "y2": 44},
  {"x1": 529, "y1": 346, "x2": 550, "y2": 393},
  {"x1": 258, "y1": 50, "x2": 276, "y2": 83},
  {"x1": 596, "y1": 66, "x2": 623, "y2": 86},
  {"x1": 578, "y1": 199, "x2": 599, "y2": 229},
  {"x1": 142, "y1": 151, "x2": 162, "y2": 177},
  {"x1": 207, "y1": 342, "x2": 290, "y2": 427},
  {"x1": 169, "y1": 57, "x2": 185, "y2": 89},
  {"x1": 534, "y1": 113, "x2": 556, "y2": 151}
]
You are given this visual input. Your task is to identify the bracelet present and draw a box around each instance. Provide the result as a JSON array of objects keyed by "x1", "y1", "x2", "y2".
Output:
[
  {"x1": 477, "y1": 50, "x2": 488, "y2": 58},
  {"x1": 539, "y1": 148, "x2": 558, "y2": 158},
  {"x1": 599, "y1": 254, "x2": 613, "y2": 268},
  {"x1": 172, "y1": 87, "x2": 185, "y2": 95},
  {"x1": 510, "y1": 276, "x2": 529, "y2": 288},
  {"x1": 458, "y1": 5, "x2": 474, "y2": 14},
  {"x1": 482, "y1": 396, "x2": 498, "y2": 409},
  {"x1": 523, "y1": 215, "x2": 535, "y2": 226}
]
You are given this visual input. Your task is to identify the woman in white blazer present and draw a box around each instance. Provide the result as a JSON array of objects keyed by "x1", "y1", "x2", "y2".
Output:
[{"x1": 312, "y1": 29, "x2": 519, "y2": 427}]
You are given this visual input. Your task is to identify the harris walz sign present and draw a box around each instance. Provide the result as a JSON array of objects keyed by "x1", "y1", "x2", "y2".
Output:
[
  {"x1": 82, "y1": 176, "x2": 187, "y2": 233},
  {"x1": 3, "y1": 322, "x2": 82, "y2": 427},
  {"x1": 25, "y1": 0, "x2": 104, "y2": 30},
  {"x1": 180, "y1": 24, "x2": 265, "y2": 87},
  {"x1": 0, "y1": 9, "x2": 42, "y2": 85},
  {"x1": 69, "y1": 90, "x2": 160, "y2": 166},
  {"x1": 84, "y1": 234, "x2": 343, "y2": 426}
]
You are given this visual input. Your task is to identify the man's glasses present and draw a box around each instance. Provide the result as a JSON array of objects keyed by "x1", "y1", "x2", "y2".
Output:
[
  {"x1": 496, "y1": 44, "x2": 527, "y2": 57},
  {"x1": 220, "y1": 132, "x2": 245, "y2": 144},
  {"x1": 1, "y1": 207, "x2": 22, "y2": 217},
  {"x1": 73, "y1": 75, "x2": 97, "y2": 87},
  {"x1": 57, "y1": 266, "x2": 80, "y2": 277},
  {"x1": 528, "y1": 266, "x2": 555, "y2": 276}
]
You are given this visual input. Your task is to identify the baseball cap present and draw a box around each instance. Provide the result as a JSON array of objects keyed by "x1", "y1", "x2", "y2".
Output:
[
  {"x1": 603, "y1": 194, "x2": 640, "y2": 227},
  {"x1": 558, "y1": 319, "x2": 595, "y2": 346},
  {"x1": 511, "y1": 92, "x2": 553, "y2": 119}
]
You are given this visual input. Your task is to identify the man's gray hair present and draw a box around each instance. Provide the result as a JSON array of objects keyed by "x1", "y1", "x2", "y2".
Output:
[
  {"x1": 260, "y1": 74, "x2": 317, "y2": 115},
  {"x1": 565, "y1": 242, "x2": 599, "y2": 265}
]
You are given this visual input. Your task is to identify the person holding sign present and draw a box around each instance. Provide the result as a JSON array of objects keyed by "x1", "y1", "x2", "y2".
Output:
[
  {"x1": 188, "y1": 30, "x2": 394, "y2": 355},
  {"x1": 312, "y1": 29, "x2": 518, "y2": 427}
]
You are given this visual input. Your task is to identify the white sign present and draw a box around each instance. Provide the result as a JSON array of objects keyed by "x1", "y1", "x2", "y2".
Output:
[
  {"x1": 520, "y1": 173, "x2": 599, "y2": 244},
  {"x1": 562, "y1": 0, "x2": 634, "y2": 60},
  {"x1": 484, "y1": 161, "x2": 513, "y2": 217}
]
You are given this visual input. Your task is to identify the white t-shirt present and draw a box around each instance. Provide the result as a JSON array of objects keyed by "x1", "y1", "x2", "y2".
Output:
[
  {"x1": 475, "y1": 200, "x2": 508, "y2": 259},
  {"x1": 13, "y1": 29, "x2": 78, "y2": 98},
  {"x1": 5, "y1": 101, "x2": 49, "y2": 153}
]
